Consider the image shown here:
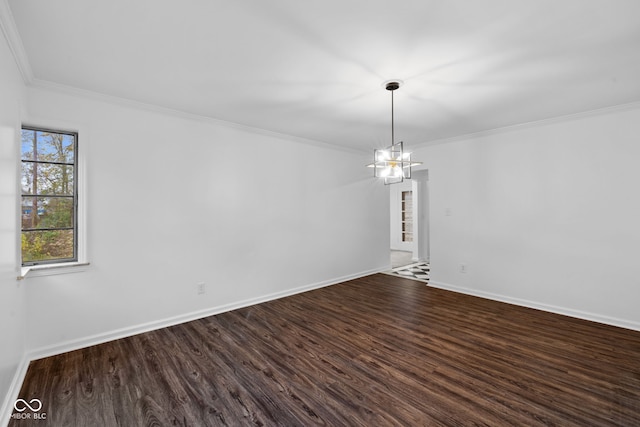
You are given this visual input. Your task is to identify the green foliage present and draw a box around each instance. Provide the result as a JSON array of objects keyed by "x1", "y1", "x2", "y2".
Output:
[
  {"x1": 21, "y1": 233, "x2": 44, "y2": 262},
  {"x1": 22, "y1": 230, "x2": 74, "y2": 263},
  {"x1": 21, "y1": 129, "x2": 76, "y2": 263}
]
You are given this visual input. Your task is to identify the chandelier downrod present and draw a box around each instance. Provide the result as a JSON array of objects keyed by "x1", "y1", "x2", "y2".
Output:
[{"x1": 386, "y1": 81, "x2": 400, "y2": 145}]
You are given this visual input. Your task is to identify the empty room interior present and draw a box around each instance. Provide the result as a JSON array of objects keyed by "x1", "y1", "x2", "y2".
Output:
[{"x1": 1, "y1": 1, "x2": 640, "y2": 425}]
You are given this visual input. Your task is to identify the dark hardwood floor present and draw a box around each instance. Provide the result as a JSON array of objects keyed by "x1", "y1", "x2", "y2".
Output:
[{"x1": 10, "y1": 274, "x2": 640, "y2": 426}]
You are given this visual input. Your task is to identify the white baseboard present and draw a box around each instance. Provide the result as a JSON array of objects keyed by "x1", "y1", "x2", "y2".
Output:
[
  {"x1": 26, "y1": 266, "x2": 387, "y2": 362},
  {"x1": 2, "y1": 267, "x2": 384, "y2": 426},
  {"x1": 428, "y1": 280, "x2": 640, "y2": 332},
  {"x1": 0, "y1": 355, "x2": 30, "y2": 427}
]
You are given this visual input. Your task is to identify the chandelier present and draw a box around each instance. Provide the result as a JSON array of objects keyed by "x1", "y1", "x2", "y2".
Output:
[{"x1": 367, "y1": 81, "x2": 421, "y2": 184}]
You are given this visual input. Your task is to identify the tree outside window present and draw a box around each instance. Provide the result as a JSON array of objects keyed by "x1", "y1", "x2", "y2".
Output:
[{"x1": 21, "y1": 127, "x2": 77, "y2": 265}]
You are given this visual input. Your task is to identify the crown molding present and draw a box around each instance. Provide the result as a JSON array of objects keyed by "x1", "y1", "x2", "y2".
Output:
[
  {"x1": 0, "y1": 0, "x2": 362, "y2": 155},
  {"x1": 29, "y1": 78, "x2": 365, "y2": 155},
  {"x1": 413, "y1": 100, "x2": 640, "y2": 150},
  {"x1": 0, "y1": 0, "x2": 33, "y2": 83}
]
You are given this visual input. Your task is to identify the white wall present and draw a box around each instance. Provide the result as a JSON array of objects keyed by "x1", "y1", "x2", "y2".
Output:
[
  {"x1": 0, "y1": 23, "x2": 27, "y2": 422},
  {"x1": 20, "y1": 87, "x2": 390, "y2": 354},
  {"x1": 415, "y1": 104, "x2": 640, "y2": 330}
]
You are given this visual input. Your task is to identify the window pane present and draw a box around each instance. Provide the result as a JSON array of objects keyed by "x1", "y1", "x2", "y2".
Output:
[
  {"x1": 20, "y1": 129, "x2": 35, "y2": 160},
  {"x1": 22, "y1": 163, "x2": 74, "y2": 196},
  {"x1": 22, "y1": 229, "x2": 75, "y2": 263},
  {"x1": 21, "y1": 129, "x2": 75, "y2": 163},
  {"x1": 21, "y1": 127, "x2": 78, "y2": 266},
  {"x1": 21, "y1": 196, "x2": 74, "y2": 229}
]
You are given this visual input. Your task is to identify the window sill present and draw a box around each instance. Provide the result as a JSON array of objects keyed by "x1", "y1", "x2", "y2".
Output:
[{"x1": 18, "y1": 262, "x2": 91, "y2": 280}]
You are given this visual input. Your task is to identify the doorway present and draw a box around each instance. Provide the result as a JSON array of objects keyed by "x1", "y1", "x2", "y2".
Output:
[
  {"x1": 391, "y1": 249, "x2": 414, "y2": 268},
  {"x1": 389, "y1": 170, "x2": 429, "y2": 272}
]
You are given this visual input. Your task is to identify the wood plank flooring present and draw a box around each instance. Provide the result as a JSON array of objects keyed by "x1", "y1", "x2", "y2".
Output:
[{"x1": 10, "y1": 274, "x2": 640, "y2": 426}]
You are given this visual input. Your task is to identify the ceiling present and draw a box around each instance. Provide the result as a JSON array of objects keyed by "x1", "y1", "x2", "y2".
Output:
[{"x1": 5, "y1": 0, "x2": 640, "y2": 151}]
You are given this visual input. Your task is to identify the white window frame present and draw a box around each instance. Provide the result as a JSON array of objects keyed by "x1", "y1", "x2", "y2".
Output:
[{"x1": 18, "y1": 122, "x2": 89, "y2": 280}]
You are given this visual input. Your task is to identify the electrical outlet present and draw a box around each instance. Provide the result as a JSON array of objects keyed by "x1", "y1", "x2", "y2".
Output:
[
  {"x1": 197, "y1": 282, "x2": 206, "y2": 295},
  {"x1": 459, "y1": 263, "x2": 467, "y2": 273}
]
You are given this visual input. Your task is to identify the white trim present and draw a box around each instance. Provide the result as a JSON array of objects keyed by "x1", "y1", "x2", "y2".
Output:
[
  {"x1": 428, "y1": 280, "x2": 640, "y2": 332},
  {"x1": 75, "y1": 122, "x2": 89, "y2": 266},
  {"x1": 2, "y1": 267, "x2": 387, "y2": 425},
  {"x1": 18, "y1": 262, "x2": 90, "y2": 280},
  {"x1": 0, "y1": 355, "x2": 30, "y2": 427},
  {"x1": 28, "y1": 79, "x2": 363, "y2": 155},
  {"x1": 26, "y1": 266, "x2": 387, "y2": 361},
  {"x1": 4, "y1": 0, "x2": 640, "y2": 156},
  {"x1": 0, "y1": 0, "x2": 33, "y2": 83},
  {"x1": 412, "y1": 100, "x2": 640, "y2": 150},
  {"x1": 17, "y1": 120, "x2": 90, "y2": 280},
  {"x1": 25, "y1": 77, "x2": 640, "y2": 156}
]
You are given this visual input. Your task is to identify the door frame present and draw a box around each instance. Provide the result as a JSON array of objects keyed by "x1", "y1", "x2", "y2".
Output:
[{"x1": 389, "y1": 170, "x2": 429, "y2": 263}]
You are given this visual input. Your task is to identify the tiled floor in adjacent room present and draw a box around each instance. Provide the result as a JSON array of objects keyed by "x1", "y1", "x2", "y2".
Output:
[{"x1": 386, "y1": 262, "x2": 430, "y2": 282}]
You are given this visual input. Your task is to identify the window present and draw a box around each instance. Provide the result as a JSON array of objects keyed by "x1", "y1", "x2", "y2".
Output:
[
  {"x1": 21, "y1": 127, "x2": 78, "y2": 266},
  {"x1": 401, "y1": 190, "x2": 413, "y2": 242}
]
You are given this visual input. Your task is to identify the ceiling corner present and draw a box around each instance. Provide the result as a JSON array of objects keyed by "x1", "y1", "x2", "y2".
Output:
[{"x1": 0, "y1": 0, "x2": 33, "y2": 84}]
